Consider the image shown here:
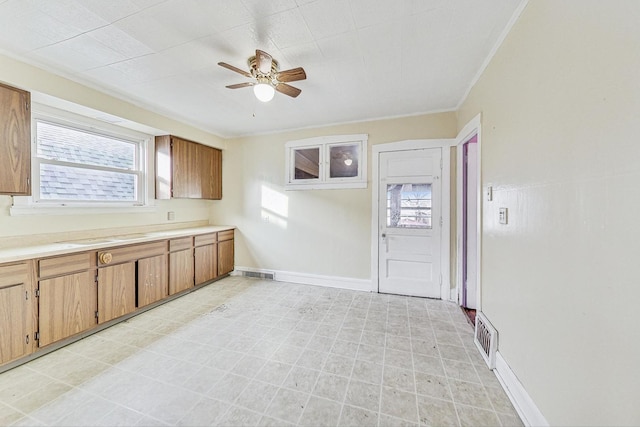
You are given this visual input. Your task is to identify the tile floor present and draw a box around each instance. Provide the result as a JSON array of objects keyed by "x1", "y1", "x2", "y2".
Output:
[{"x1": 0, "y1": 276, "x2": 523, "y2": 426}]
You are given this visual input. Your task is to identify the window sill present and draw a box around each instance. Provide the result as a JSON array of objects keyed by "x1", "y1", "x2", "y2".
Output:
[
  {"x1": 10, "y1": 203, "x2": 157, "y2": 216},
  {"x1": 285, "y1": 181, "x2": 368, "y2": 191}
]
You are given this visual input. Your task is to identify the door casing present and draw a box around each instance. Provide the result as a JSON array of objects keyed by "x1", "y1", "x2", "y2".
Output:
[
  {"x1": 456, "y1": 114, "x2": 483, "y2": 310},
  {"x1": 371, "y1": 139, "x2": 455, "y2": 299}
]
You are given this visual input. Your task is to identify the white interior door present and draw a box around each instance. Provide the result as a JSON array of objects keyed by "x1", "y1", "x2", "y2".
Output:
[{"x1": 378, "y1": 148, "x2": 442, "y2": 298}]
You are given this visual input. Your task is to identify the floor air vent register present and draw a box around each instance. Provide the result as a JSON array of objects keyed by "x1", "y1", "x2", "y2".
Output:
[
  {"x1": 474, "y1": 312, "x2": 498, "y2": 369},
  {"x1": 239, "y1": 270, "x2": 275, "y2": 280}
]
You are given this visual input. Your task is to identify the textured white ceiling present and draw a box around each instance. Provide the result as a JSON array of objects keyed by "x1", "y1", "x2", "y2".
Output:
[{"x1": 0, "y1": 0, "x2": 524, "y2": 137}]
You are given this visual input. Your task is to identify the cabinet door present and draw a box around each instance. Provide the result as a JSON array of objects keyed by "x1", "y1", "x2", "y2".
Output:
[
  {"x1": 138, "y1": 255, "x2": 168, "y2": 307},
  {"x1": 171, "y1": 137, "x2": 200, "y2": 198},
  {"x1": 195, "y1": 243, "x2": 217, "y2": 285},
  {"x1": 97, "y1": 262, "x2": 136, "y2": 324},
  {"x1": 38, "y1": 271, "x2": 97, "y2": 347},
  {"x1": 0, "y1": 84, "x2": 30, "y2": 195},
  {"x1": 218, "y1": 239, "x2": 234, "y2": 276},
  {"x1": 0, "y1": 263, "x2": 35, "y2": 365},
  {"x1": 169, "y1": 249, "x2": 194, "y2": 295}
]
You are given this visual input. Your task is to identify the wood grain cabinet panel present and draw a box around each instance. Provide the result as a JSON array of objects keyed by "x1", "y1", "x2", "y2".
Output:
[
  {"x1": 155, "y1": 135, "x2": 222, "y2": 200},
  {"x1": 38, "y1": 271, "x2": 97, "y2": 347},
  {"x1": 0, "y1": 83, "x2": 30, "y2": 195},
  {"x1": 97, "y1": 262, "x2": 136, "y2": 324},
  {"x1": 195, "y1": 243, "x2": 217, "y2": 285},
  {"x1": 218, "y1": 240, "x2": 234, "y2": 277},
  {"x1": 138, "y1": 255, "x2": 168, "y2": 307},
  {"x1": 0, "y1": 262, "x2": 36, "y2": 365},
  {"x1": 169, "y1": 249, "x2": 194, "y2": 295}
]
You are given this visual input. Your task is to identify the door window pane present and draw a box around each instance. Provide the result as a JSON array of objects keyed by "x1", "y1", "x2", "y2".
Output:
[
  {"x1": 329, "y1": 144, "x2": 359, "y2": 178},
  {"x1": 386, "y1": 183, "x2": 432, "y2": 228},
  {"x1": 293, "y1": 147, "x2": 320, "y2": 179}
]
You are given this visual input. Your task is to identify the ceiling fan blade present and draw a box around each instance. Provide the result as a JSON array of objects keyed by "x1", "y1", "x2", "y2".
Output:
[
  {"x1": 218, "y1": 62, "x2": 252, "y2": 78},
  {"x1": 256, "y1": 49, "x2": 273, "y2": 74},
  {"x1": 276, "y1": 83, "x2": 302, "y2": 98},
  {"x1": 226, "y1": 82, "x2": 255, "y2": 89},
  {"x1": 276, "y1": 67, "x2": 307, "y2": 83}
]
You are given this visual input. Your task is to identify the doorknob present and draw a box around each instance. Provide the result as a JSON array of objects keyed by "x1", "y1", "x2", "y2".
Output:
[{"x1": 381, "y1": 233, "x2": 386, "y2": 243}]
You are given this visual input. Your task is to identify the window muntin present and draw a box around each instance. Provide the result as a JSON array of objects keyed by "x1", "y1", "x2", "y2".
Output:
[
  {"x1": 33, "y1": 117, "x2": 146, "y2": 205},
  {"x1": 386, "y1": 183, "x2": 432, "y2": 229}
]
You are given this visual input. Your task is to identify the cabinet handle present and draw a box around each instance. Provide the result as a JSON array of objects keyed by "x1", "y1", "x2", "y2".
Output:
[
  {"x1": 26, "y1": 335, "x2": 29, "y2": 345},
  {"x1": 99, "y1": 252, "x2": 113, "y2": 264}
]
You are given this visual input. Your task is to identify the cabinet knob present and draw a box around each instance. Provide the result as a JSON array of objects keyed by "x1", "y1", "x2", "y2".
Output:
[{"x1": 99, "y1": 252, "x2": 113, "y2": 264}]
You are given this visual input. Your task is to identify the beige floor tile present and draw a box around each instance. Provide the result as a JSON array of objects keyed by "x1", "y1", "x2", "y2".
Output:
[
  {"x1": 10, "y1": 380, "x2": 72, "y2": 414},
  {"x1": 344, "y1": 379, "x2": 380, "y2": 412},
  {"x1": 449, "y1": 380, "x2": 493, "y2": 410},
  {"x1": 416, "y1": 394, "x2": 460, "y2": 427},
  {"x1": 313, "y1": 372, "x2": 349, "y2": 402},
  {"x1": 338, "y1": 404, "x2": 379, "y2": 426},
  {"x1": 298, "y1": 396, "x2": 342, "y2": 426},
  {"x1": 0, "y1": 402, "x2": 24, "y2": 426},
  {"x1": 265, "y1": 388, "x2": 309, "y2": 424},
  {"x1": 283, "y1": 366, "x2": 321, "y2": 394},
  {"x1": 414, "y1": 372, "x2": 452, "y2": 401},
  {"x1": 235, "y1": 380, "x2": 279, "y2": 413},
  {"x1": 216, "y1": 405, "x2": 262, "y2": 427},
  {"x1": 383, "y1": 365, "x2": 415, "y2": 393},
  {"x1": 456, "y1": 404, "x2": 501, "y2": 427},
  {"x1": 176, "y1": 397, "x2": 229, "y2": 426},
  {"x1": 380, "y1": 386, "x2": 419, "y2": 423}
]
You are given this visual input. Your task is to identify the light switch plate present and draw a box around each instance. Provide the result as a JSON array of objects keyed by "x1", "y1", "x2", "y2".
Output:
[
  {"x1": 486, "y1": 185, "x2": 493, "y2": 201},
  {"x1": 499, "y1": 207, "x2": 508, "y2": 224},
  {"x1": 167, "y1": 211, "x2": 175, "y2": 221}
]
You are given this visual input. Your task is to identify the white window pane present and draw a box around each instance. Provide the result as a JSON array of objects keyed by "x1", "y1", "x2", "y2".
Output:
[
  {"x1": 40, "y1": 163, "x2": 136, "y2": 201},
  {"x1": 294, "y1": 147, "x2": 320, "y2": 179},
  {"x1": 329, "y1": 144, "x2": 359, "y2": 178},
  {"x1": 386, "y1": 183, "x2": 432, "y2": 228},
  {"x1": 37, "y1": 121, "x2": 135, "y2": 170}
]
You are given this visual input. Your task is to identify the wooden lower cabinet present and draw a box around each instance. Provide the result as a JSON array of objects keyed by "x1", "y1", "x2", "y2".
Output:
[
  {"x1": 169, "y1": 249, "x2": 194, "y2": 295},
  {"x1": 138, "y1": 255, "x2": 168, "y2": 307},
  {"x1": 0, "y1": 262, "x2": 36, "y2": 365},
  {"x1": 195, "y1": 243, "x2": 217, "y2": 285},
  {"x1": 218, "y1": 239, "x2": 234, "y2": 276},
  {"x1": 38, "y1": 271, "x2": 97, "y2": 347},
  {"x1": 1, "y1": 228, "x2": 235, "y2": 369},
  {"x1": 97, "y1": 262, "x2": 136, "y2": 324}
]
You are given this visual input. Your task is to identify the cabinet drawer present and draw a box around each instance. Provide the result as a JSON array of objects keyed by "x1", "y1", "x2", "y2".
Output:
[
  {"x1": 39, "y1": 252, "x2": 95, "y2": 278},
  {"x1": 0, "y1": 262, "x2": 29, "y2": 288},
  {"x1": 218, "y1": 229, "x2": 234, "y2": 242},
  {"x1": 170, "y1": 237, "x2": 192, "y2": 252},
  {"x1": 98, "y1": 241, "x2": 167, "y2": 266},
  {"x1": 194, "y1": 233, "x2": 217, "y2": 247}
]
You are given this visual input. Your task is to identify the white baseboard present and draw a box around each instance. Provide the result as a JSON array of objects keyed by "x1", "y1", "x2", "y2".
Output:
[
  {"x1": 233, "y1": 266, "x2": 373, "y2": 292},
  {"x1": 495, "y1": 351, "x2": 549, "y2": 427}
]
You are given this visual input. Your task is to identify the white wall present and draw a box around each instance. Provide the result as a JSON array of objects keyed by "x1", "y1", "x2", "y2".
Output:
[
  {"x1": 458, "y1": 1, "x2": 640, "y2": 424},
  {"x1": 211, "y1": 113, "x2": 457, "y2": 280},
  {"x1": 0, "y1": 54, "x2": 224, "y2": 245}
]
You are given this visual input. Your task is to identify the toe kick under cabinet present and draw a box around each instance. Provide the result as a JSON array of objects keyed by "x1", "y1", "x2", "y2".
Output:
[{"x1": 0, "y1": 228, "x2": 234, "y2": 370}]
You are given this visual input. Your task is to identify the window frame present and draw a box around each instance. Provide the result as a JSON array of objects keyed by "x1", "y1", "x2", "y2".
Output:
[
  {"x1": 11, "y1": 104, "x2": 155, "y2": 215},
  {"x1": 285, "y1": 134, "x2": 368, "y2": 190}
]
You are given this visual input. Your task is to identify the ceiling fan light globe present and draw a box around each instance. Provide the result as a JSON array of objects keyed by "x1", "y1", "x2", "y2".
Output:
[
  {"x1": 254, "y1": 83, "x2": 275, "y2": 102},
  {"x1": 344, "y1": 158, "x2": 353, "y2": 166}
]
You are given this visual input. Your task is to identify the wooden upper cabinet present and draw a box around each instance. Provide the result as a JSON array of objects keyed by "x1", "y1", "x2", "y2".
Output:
[
  {"x1": 0, "y1": 83, "x2": 31, "y2": 195},
  {"x1": 155, "y1": 135, "x2": 221, "y2": 200}
]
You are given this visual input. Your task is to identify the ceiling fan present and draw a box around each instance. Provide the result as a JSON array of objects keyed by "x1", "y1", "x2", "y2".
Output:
[{"x1": 218, "y1": 49, "x2": 307, "y2": 102}]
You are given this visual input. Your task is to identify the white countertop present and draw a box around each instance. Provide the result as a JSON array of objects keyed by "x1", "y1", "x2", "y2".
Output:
[{"x1": 0, "y1": 225, "x2": 235, "y2": 264}]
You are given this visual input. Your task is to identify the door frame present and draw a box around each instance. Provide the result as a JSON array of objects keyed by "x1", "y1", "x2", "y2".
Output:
[
  {"x1": 371, "y1": 139, "x2": 455, "y2": 299},
  {"x1": 456, "y1": 114, "x2": 483, "y2": 309}
]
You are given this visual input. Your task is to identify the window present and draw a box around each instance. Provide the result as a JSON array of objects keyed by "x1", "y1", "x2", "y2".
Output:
[
  {"x1": 386, "y1": 183, "x2": 432, "y2": 229},
  {"x1": 12, "y1": 106, "x2": 152, "y2": 214},
  {"x1": 285, "y1": 134, "x2": 367, "y2": 190}
]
